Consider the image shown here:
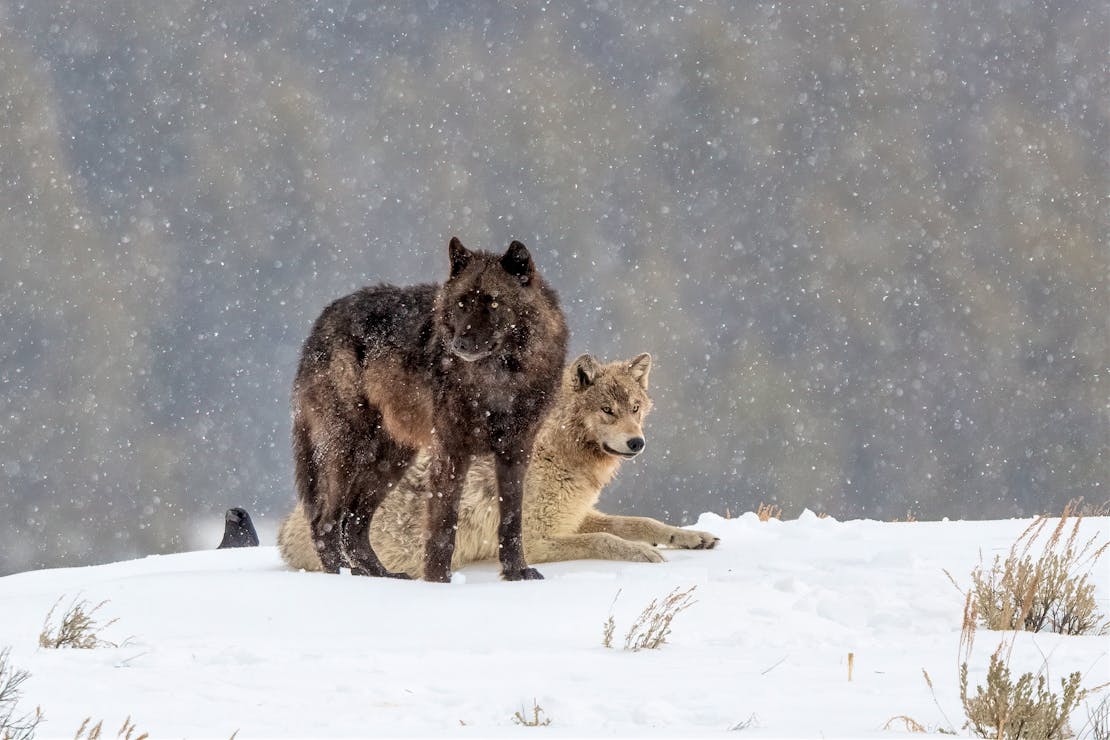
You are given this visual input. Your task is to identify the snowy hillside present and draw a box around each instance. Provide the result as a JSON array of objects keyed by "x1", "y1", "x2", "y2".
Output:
[{"x1": 1, "y1": 513, "x2": 1106, "y2": 738}]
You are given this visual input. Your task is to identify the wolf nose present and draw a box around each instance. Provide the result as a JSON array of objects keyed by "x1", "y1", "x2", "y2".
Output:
[
  {"x1": 627, "y1": 437, "x2": 645, "y2": 453},
  {"x1": 452, "y1": 336, "x2": 476, "y2": 354}
]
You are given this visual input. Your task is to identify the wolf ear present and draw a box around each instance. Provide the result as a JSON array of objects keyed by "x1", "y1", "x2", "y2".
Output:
[
  {"x1": 628, "y1": 353, "x2": 651, "y2": 389},
  {"x1": 571, "y1": 354, "x2": 600, "y2": 391},
  {"x1": 501, "y1": 240, "x2": 535, "y2": 285},
  {"x1": 449, "y1": 236, "x2": 472, "y2": 277}
]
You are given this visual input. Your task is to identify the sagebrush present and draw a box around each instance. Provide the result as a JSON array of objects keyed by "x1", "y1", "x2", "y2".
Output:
[
  {"x1": 959, "y1": 503, "x2": 1108, "y2": 636},
  {"x1": 0, "y1": 648, "x2": 42, "y2": 740},
  {"x1": 957, "y1": 593, "x2": 1107, "y2": 739}
]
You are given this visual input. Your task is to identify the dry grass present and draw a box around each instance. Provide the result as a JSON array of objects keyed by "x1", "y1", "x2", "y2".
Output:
[
  {"x1": 921, "y1": 668, "x2": 959, "y2": 734},
  {"x1": 0, "y1": 649, "x2": 43, "y2": 740},
  {"x1": 756, "y1": 503, "x2": 781, "y2": 522},
  {"x1": 728, "y1": 713, "x2": 759, "y2": 731},
  {"x1": 962, "y1": 503, "x2": 1108, "y2": 636},
  {"x1": 602, "y1": 586, "x2": 698, "y2": 651},
  {"x1": 957, "y1": 593, "x2": 1107, "y2": 739},
  {"x1": 72, "y1": 716, "x2": 149, "y2": 740},
  {"x1": 623, "y1": 586, "x2": 697, "y2": 651},
  {"x1": 1078, "y1": 695, "x2": 1110, "y2": 740},
  {"x1": 512, "y1": 700, "x2": 551, "y2": 727},
  {"x1": 883, "y1": 715, "x2": 927, "y2": 732},
  {"x1": 1068, "y1": 497, "x2": 1110, "y2": 518},
  {"x1": 600, "y1": 590, "x2": 619, "y2": 649},
  {"x1": 39, "y1": 596, "x2": 120, "y2": 650}
]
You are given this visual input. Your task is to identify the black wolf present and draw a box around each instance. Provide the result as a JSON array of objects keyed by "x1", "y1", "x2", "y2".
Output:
[{"x1": 291, "y1": 238, "x2": 567, "y2": 582}]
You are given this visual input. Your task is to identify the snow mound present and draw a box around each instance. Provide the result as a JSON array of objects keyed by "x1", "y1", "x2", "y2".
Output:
[{"x1": 1, "y1": 515, "x2": 1106, "y2": 737}]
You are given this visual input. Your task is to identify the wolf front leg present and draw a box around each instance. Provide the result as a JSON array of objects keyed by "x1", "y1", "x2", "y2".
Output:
[
  {"x1": 578, "y1": 511, "x2": 719, "y2": 549},
  {"x1": 526, "y1": 533, "x2": 665, "y2": 564},
  {"x1": 425, "y1": 452, "x2": 466, "y2": 583},
  {"x1": 494, "y1": 454, "x2": 544, "y2": 581}
]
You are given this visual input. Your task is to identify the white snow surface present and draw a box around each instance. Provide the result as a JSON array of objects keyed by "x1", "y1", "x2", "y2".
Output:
[{"x1": 1, "y1": 512, "x2": 1107, "y2": 738}]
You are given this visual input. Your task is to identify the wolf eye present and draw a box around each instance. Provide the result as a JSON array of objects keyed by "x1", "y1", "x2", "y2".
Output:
[
  {"x1": 601, "y1": 406, "x2": 614, "y2": 416},
  {"x1": 632, "y1": 404, "x2": 640, "y2": 413},
  {"x1": 490, "y1": 300, "x2": 499, "y2": 309},
  {"x1": 458, "y1": 301, "x2": 464, "y2": 308}
]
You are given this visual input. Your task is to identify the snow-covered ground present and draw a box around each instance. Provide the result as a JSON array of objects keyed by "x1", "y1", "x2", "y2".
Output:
[{"x1": 1, "y1": 513, "x2": 1107, "y2": 738}]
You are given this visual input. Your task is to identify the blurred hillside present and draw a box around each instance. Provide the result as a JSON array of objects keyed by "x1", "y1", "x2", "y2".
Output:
[{"x1": 1, "y1": 0, "x2": 1106, "y2": 575}]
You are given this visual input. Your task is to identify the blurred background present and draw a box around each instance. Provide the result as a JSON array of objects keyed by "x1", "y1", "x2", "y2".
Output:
[{"x1": 1, "y1": 1, "x2": 1106, "y2": 575}]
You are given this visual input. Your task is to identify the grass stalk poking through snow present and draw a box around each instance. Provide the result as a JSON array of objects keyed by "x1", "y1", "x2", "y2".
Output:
[
  {"x1": 601, "y1": 586, "x2": 698, "y2": 651},
  {"x1": 1076, "y1": 695, "x2": 1109, "y2": 740},
  {"x1": 756, "y1": 503, "x2": 781, "y2": 521},
  {"x1": 624, "y1": 586, "x2": 697, "y2": 651},
  {"x1": 600, "y1": 590, "x2": 620, "y2": 649},
  {"x1": 72, "y1": 716, "x2": 149, "y2": 740},
  {"x1": 39, "y1": 596, "x2": 120, "y2": 650},
  {"x1": 512, "y1": 700, "x2": 550, "y2": 727}
]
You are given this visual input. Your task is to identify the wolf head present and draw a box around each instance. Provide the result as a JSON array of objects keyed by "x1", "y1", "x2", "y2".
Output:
[
  {"x1": 563, "y1": 353, "x2": 653, "y2": 458},
  {"x1": 436, "y1": 237, "x2": 546, "y2": 362}
]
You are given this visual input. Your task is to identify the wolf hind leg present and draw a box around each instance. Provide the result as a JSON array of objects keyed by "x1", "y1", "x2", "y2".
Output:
[
  {"x1": 343, "y1": 435, "x2": 415, "y2": 579},
  {"x1": 308, "y1": 506, "x2": 346, "y2": 574},
  {"x1": 293, "y1": 414, "x2": 346, "y2": 573}
]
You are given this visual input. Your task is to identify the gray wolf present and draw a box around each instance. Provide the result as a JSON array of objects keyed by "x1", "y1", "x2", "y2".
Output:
[
  {"x1": 291, "y1": 237, "x2": 567, "y2": 582},
  {"x1": 279, "y1": 353, "x2": 718, "y2": 577}
]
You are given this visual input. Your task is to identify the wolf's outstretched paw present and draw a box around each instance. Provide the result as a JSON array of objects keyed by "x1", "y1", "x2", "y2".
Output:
[
  {"x1": 668, "y1": 529, "x2": 720, "y2": 550},
  {"x1": 503, "y1": 566, "x2": 544, "y2": 581},
  {"x1": 629, "y1": 542, "x2": 666, "y2": 563}
]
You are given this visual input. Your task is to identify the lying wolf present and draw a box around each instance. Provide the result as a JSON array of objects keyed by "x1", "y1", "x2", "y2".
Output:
[{"x1": 279, "y1": 353, "x2": 718, "y2": 577}]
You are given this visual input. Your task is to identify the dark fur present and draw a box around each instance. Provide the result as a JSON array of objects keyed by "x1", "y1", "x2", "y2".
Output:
[
  {"x1": 291, "y1": 238, "x2": 568, "y2": 582},
  {"x1": 218, "y1": 507, "x2": 259, "y2": 548}
]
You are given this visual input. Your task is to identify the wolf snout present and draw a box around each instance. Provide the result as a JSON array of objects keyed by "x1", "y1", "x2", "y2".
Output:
[
  {"x1": 604, "y1": 436, "x2": 646, "y2": 457},
  {"x1": 450, "y1": 336, "x2": 492, "y2": 361}
]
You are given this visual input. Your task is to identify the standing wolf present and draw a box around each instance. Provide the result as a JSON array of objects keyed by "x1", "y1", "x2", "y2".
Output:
[
  {"x1": 279, "y1": 353, "x2": 719, "y2": 577},
  {"x1": 292, "y1": 238, "x2": 567, "y2": 582}
]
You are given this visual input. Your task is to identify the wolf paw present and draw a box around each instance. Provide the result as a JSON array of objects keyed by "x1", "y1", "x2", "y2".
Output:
[
  {"x1": 503, "y1": 566, "x2": 545, "y2": 581},
  {"x1": 667, "y1": 529, "x2": 720, "y2": 550},
  {"x1": 628, "y1": 542, "x2": 666, "y2": 563}
]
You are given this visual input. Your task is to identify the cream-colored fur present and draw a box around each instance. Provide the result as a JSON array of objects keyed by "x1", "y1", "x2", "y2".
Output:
[{"x1": 278, "y1": 353, "x2": 718, "y2": 578}]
